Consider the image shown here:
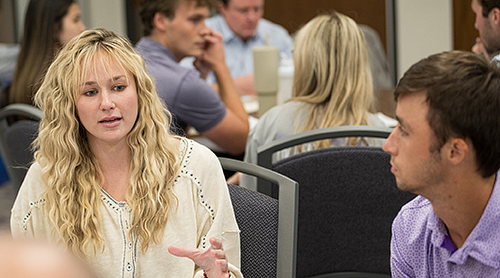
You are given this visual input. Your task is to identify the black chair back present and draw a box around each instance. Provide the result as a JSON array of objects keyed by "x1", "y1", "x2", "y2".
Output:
[
  {"x1": 273, "y1": 147, "x2": 415, "y2": 277},
  {"x1": 0, "y1": 104, "x2": 42, "y2": 189},
  {"x1": 227, "y1": 184, "x2": 279, "y2": 277}
]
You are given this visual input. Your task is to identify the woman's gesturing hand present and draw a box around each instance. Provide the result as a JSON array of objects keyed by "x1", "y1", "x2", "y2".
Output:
[{"x1": 168, "y1": 237, "x2": 230, "y2": 278}]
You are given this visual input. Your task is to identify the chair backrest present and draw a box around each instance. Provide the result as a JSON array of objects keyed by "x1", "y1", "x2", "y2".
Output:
[
  {"x1": 218, "y1": 157, "x2": 299, "y2": 278},
  {"x1": 0, "y1": 104, "x2": 42, "y2": 189},
  {"x1": 272, "y1": 147, "x2": 415, "y2": 277},
  {"x1": 256, "y1": 125, "x2": 393, "y2": 196}
]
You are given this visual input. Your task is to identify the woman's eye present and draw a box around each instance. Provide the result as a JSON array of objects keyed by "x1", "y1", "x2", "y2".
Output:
[
  {"x1": 114, "y1": 85, "x2": 126, "y2": 92},
  {"x1": 84, "y1": 90, "x2": 97, "y2": 96}
]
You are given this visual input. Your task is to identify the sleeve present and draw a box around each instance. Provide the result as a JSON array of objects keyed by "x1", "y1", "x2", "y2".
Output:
[
  {"x1": 191, "y1": 141, "x2": 243, "y2": 278},
  {"x1": 240, "y1": 107, "x2": 282, "y2": 191},
  {"x1": 240, "y1": 124, "x2": 260, "y2": 191},
  {"x1": 10, "y1": 163, "x2": 47, "y2": 240},
  {"x1": 174, "y1": 72, "x2": 226, "y2": 133},
  {"x1": 359, "y1": 25, "x2": 393, "y2": 90},
  {"x1": 269, "y1": 23, "x2": 294, "y2": 60},
  {"x1": 390, "y1": 212, "x2": 415, "y2": 278},
  {"x1": 277, "y1": 30, "x2": 294, "y2": 60}
]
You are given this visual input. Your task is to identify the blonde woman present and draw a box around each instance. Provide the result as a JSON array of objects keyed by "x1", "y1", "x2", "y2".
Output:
[
  {"x1": 240, "y1": 12, "x2": 387, "y2": 190},
  {"x1": 10, "y1": 29, "x2": 242, "y2": 278}
]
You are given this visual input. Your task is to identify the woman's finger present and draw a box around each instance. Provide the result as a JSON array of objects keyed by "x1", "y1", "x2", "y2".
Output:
[{"x1": 209, "y1": 237, "x2": 223, "y2": 249}]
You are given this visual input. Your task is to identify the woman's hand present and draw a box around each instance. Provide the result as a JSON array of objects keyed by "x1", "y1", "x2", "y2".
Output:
[{"x1": 168, "y1": 237, "x2": 230, "y2": 278}]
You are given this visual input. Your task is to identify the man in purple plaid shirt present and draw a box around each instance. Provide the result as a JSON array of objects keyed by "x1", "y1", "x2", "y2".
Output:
[{"x1": 383, "y1": 50, "x2": 500, "y2": 277}]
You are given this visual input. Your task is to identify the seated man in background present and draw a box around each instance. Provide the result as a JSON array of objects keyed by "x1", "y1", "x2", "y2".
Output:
[
  {"x1": 384, "y1": 51, "x2": 500, "y2": 277},
  {"x1": 183, "y1": 0, "x2": 294, "y2": 96},
  {"x1": 136, "y1": 0, "x2": 249, "y2": 155},
  {"x1": 471, "y1": 0, "x2": 500, "y2": 62}
]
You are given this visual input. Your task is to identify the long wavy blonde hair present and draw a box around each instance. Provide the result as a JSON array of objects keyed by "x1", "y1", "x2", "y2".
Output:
[
  {"x1": 291, "y1": 12, "x2": 374, "y2": 148},
  {"x1": 33, "y1": 28, "x2": 180, "y2": 257}
]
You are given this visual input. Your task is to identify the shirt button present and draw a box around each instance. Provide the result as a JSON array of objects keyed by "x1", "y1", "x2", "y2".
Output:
[
  {"x1": 128, "y1": 242, "x2": 132, "y2": 249},
  {"x1": 126, "y1": 263, "x2": 132, "y2": 271}
]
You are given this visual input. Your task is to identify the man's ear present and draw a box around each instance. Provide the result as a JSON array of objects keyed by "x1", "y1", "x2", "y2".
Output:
[
  {"x1": 217, "y1": 1, "x2": 227, "y2": 15},
  {"x1": 490, "y1": 7, "x2": 500, "y2": 26},
  {"x1": 445, "y1": 138, "x2": 469, "y2": 165},
  {"x1": 153, "y1": 12, "x2": 169, "y2": 32}
]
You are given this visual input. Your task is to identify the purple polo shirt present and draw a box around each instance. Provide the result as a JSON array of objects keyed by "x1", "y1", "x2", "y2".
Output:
[
  {"x1": 135, "y1": 37, "x2": 226, "y2": 135},
  {"x1": 391, "y1": 173, "x2": 500, "y2": 277}
]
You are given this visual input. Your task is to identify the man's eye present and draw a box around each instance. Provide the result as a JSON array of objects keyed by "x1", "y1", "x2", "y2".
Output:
[
  {"x1": 190, "y1": 18, "x2": 202, "y2": 24},
  {"x1": 398, "y1": 126, "x2": 408, "y2": 136}
]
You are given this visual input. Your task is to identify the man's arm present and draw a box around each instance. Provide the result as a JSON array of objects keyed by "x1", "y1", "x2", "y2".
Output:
[
  {"x1": 196, "y1": 29, "x2": 249, "y2": 155},
  {"x1": 211, "y1": 74, "x2": 256, "y2": 96}
]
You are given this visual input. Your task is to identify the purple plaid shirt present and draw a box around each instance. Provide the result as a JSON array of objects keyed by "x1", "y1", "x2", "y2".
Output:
[{"x1": 391, "y1": 173, "x2": 500, "y2": 277}]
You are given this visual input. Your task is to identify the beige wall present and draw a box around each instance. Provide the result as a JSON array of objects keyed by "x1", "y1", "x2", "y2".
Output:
[
  {"x1": 79, "y1": 0, "x2": 127, "y2": 37},
  {"x1": 395, "y1": 0, "x2": 453, "y2": 79}
]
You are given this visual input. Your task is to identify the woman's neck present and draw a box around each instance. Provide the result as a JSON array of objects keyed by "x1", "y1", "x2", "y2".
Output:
[{"x1": 90, "y1": 140, "x2": 132, "y2": 202}]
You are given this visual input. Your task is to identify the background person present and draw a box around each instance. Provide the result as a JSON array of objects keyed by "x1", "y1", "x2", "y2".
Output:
[
  {"x1": 136, "y1": 0, "x2": 249, "y2": 156},
  {"x1": 471, "y1": 0, "x2": 500, "y2": 61},
  {"x1": 11, "y1": 28, "x2": 242, "y2": 278},
  {"x1": 206, "y1": 0, "x2": 294, "y2": 96},
  {"x1": 182, "y1": 0, "x2": 294, "y2": 96},
  {"x1": 239, "y1": 12, "x2": 387, "y2": 190},
  {"x1": 384, "y1": 50, "x2": 500, "y2": 277},
  {"x1": 1, "y1": 0, "x2": 85, "y2": 108}
]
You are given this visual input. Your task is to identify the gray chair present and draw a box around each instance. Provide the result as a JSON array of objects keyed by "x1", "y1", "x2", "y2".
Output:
[
  {"x1": 0, "y1": 103, "x2": 42, "y2": 189},
  {"x1": 255, "y1": 126, "x2": 413, "y2": 277},
  {"x1": 257, "y1": 125, "x2": 393, "y2": 196},
  {"x1": 218, "y1": 157, "x2": 299, "y2": 278}
]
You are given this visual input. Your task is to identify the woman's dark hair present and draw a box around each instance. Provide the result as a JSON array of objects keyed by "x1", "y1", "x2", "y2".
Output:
[{"x1": 8, "y1": 0, "x2": 74, "y2": 105}]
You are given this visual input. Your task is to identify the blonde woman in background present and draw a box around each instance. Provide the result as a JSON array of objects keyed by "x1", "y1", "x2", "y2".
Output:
[
  {"x1": 240, "y1": 12, "x2": 387, "y2": 190},
  {"x1": 11, "y1": 29, "x2": 242, "y2": 278}
]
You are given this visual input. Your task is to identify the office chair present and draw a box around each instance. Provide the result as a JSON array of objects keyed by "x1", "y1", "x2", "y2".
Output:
[
  {"x1": 254, "y1": 125, "x2": 413, "y2": 277},
  {"x1": 256, "y1": 125, "x2": 393, "y2": 196},
  {"x1": 0, "y1": 103, "x2": 42, "y2": 189},
  {"x1": 218, "y1": 157, "x2": 299, "y2": 278},
  {"x1": 271, "y1": 147, "x2": 413, "y2": 277}
]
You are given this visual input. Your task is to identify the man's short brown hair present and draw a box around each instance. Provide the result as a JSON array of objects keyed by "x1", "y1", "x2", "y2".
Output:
[
  {"x1": 140, "y1": 0, "x2": 216, "y2": 36},
  {"x1": 394, "y1": 50, "x2": 500, "y2": 178},
  {"x1": 478, "y1": 0, "x2": 500, "y2": 17}
]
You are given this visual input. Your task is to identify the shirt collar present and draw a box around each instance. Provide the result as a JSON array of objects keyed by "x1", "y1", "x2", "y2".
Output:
[
  {"x1": 137, "y1": 37, "x2": 177, "y2": 63},
  {"x1": 492, "y1": 53, "x2": 500, "y2": 64},
  {"x1": 429, "y1": 173, "x2": 500, "y2": 268}
]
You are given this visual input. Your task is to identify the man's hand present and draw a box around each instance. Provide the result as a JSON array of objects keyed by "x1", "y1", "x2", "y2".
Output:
[
  {"x1": 168, "y1": 237, "x2": 230, "y2": 278},
  {"x1": 233, "y1": 74, "x2": 256, "y2": 96},
  {"x1": 472, "y1": 37, "x2": 492, "y2": 60},
  {"x1": 194, "y1": 29, "x2": 225, "y2": 74}
]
